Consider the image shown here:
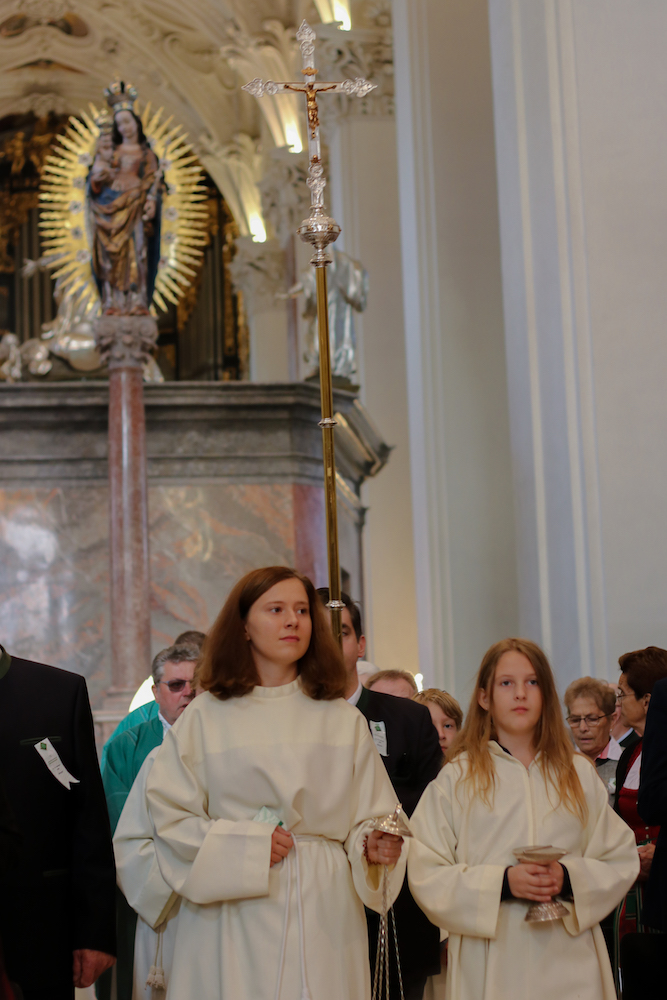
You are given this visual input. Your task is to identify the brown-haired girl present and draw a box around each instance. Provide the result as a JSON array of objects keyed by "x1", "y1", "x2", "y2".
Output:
[
  {"x1": 408, "y1": 638, "x2": 638, "y2": 1000},
  {"x1": 146, "y1": 566, "x2": 405, "y2": 1000}
]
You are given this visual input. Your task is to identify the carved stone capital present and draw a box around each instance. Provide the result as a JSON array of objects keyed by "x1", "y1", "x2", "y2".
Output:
[
  {"x1": 259, "y1": 147, "x2": 311, "y2": 248},
  {"x1": 316, "y1": 8, "x2": 395, "y2": 122},
  {"x1": 94, "y1": 315, "x2": 159, "y2": 370},
  {"x1": 228, "y1": 237, "x2": 286, "y2": 314},
  {"x1": 196, "y1": 131, "x2": 264, "y2": 241}
]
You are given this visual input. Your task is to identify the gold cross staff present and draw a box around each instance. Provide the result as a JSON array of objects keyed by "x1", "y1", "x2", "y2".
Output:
[{"x1": 243, "y1": 21, "x2": 376, "y2": 648}]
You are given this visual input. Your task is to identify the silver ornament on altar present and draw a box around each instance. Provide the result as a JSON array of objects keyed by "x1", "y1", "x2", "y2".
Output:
[
  {"x1": 512, "y1": 845, "x2": 569, "y2": 922},
  {"x1": 371, "y1": 805, "x2": 412, "y2": 1000}
]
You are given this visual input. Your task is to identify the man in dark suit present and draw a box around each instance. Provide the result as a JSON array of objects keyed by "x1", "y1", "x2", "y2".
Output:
[
  {"x1": 638, "y1": 675, "x2": 667, "y2": 934},
  {"x1": 0, "y1": 768, "x2": 20, "y2": 1000},
  {"x1": 0, "y1": 645, "x2": 116, "y2": 1000},
  {"x1": 613, "y1": 649, "x2": 667, "y2": 998},
  {"x1": 318, "y1": 590, "x2": 443, "y2": 1000}
]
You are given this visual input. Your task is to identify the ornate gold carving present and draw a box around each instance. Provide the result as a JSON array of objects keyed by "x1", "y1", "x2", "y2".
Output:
[
  {"x1": 176, "y1": 195, "x2": 217, "y2": 329},
  {"x1": 0, "y1": 117, "x2": 65, "y2": 274},
  {"x1": 225, "y1": 217, "x2": 249, "y2": 380},
  {"x1": 0, "y1": 191, "x2": 36, "y2": 272}
]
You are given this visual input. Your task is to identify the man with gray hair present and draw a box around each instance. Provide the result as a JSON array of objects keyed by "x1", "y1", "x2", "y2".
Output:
[
  {"x1": 99, "y1": 643, "x2": 198, "y2": 1000},
  {"x1": 103, "y1": 644, "x2": 199, "y2": 831}
]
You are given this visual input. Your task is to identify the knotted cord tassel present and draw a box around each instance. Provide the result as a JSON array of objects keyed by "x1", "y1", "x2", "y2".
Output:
[{"x1": 146, "y1": 965, "x2": 166, "y2": 990}]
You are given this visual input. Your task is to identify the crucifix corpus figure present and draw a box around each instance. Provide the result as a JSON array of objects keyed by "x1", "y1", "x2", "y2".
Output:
[{"x1": 243, "y1": 20, "x2": 375, "y2": 647}]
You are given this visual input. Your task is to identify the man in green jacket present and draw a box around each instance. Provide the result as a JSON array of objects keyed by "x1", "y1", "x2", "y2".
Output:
[
  {"x1": 99, "y1": 630, "x2": 206, "y2": 772},
  {"x1": 98, "y1": 643, "x2": 199, "y2": 1000}
]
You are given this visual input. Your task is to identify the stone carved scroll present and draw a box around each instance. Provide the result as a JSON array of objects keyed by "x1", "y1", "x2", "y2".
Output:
[
  {"x1": 259, "y1": 147, "x2": 311, "y2": 248},
  {"x1": 95, "y1": 315, "x2": 159, "y2": 370},
  {"x1": 315, "y1": 4, "x2": 395, "y2": 122},
  {"x1": 227, "y1": 237, "x2": 286, "y2": 315}
]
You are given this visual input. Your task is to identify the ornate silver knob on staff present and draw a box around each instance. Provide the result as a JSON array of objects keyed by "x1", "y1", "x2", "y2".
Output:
[{"x1": 371, "y1": 805, "x2": 413, "y2": 1000}]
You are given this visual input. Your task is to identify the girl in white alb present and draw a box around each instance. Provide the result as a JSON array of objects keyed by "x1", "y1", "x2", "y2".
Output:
[
  {"x1": 408, "y1": 638, "x2": 639, "y2": 1000},
  {"x1": 146, "y1": 566, "x2": 406, "y2": 1000}
]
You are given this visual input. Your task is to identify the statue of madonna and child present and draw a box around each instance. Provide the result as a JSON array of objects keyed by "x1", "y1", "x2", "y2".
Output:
[
  {"x1": 3, "y1": 79, "x2": 206, "y2": 383},
  {"x1": 88, "y1": 80, "x2": 161, "y2": 315}
]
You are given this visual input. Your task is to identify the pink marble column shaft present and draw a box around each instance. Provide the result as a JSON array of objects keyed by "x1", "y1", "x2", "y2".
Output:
[
  {"x1": 107, "y1": 365, "x2": 151, "y2": 698},
  {"x1": 94, "y1": 315, "x2": 158, "y2": 732}
]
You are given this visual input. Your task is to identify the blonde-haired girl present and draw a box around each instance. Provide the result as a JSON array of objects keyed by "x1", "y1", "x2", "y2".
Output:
[{"x1": 408, "y1": 638, "x2": 638, "y2": 1000}]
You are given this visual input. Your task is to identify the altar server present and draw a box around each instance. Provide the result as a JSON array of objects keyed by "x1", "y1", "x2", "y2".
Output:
[
  {"x1": 146, "y1": 566, "x2": 406, "y2": 1000},
  {"x1": 114, "y1": 748, "x2": 180, "y2": 1000},
  {"x1": 408, "y1": 637, "x2": 639, "y2": 1000}
]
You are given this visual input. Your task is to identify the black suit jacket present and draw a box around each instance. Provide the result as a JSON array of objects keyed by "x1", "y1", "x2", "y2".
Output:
[
  {"x1": 637, "y1": 677, "x2": 667, "y2": 930},
  {"x1": 0, "y1": 769, "x2": 20, "y2": 878},
  {"x1": 0, "y1": 651, "x2": 116, "y2": 994},
  {"x1": 356, "y1": 686, "x2": 443, "y2": 983},
  {"x1": 613, "y1": 729, "x2": 642, "y2": 814},
  {"x1": 356, "y1": 686, "x2": 443, "y2": 816}
]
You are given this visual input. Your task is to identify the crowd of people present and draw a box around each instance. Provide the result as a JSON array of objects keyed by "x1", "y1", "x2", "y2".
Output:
[{"x1": 0, "y1": 564, "x2": 666, "y2": 1000}]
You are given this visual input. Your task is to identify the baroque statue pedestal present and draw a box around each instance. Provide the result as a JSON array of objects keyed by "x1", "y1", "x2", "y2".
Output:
[{"x1": 0, "y1": 381, "x2": 388, "y2": 748}]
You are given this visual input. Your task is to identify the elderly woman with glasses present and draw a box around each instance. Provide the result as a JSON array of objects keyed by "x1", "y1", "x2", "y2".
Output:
[{"x1": 564, "y1": 677, "x2": 619, "y2": 805}]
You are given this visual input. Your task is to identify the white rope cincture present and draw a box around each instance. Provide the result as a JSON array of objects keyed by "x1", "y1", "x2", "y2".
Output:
[
  {"x1": 146, "y1": 921, "x2": 167, "y2": 992},
  {"x1": 273, "y1": 836, "x2": 313, "y2": 1000},
  {"x1": 372, "y1": 865, "x2": 405, "y2": 1000}
]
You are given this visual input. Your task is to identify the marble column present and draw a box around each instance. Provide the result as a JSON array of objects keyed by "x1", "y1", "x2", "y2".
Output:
[
  {"x1": 488, "y1": 0, "x2": 667, "y2": 684},
  {"x1": 95, "y1": 315, "x2": 157, "y2": 737},
  {"x1": 392, "y1": 0, "x2": 518, "y2": 696}
]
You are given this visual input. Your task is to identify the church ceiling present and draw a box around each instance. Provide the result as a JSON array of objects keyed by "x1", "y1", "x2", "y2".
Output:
[
  {"x1": 0, "y1": 0, "x2": 329, "y2": 141},
  {"x1": 0, "y1": 0, "x2": 386, "y2": 235}
]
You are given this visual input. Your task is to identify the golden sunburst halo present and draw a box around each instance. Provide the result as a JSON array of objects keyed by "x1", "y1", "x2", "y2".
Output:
[{"x1": 39, "y1": 102, "x2": 208, "y2": 317}]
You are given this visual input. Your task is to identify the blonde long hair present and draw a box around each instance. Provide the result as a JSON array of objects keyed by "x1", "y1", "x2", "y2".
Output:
[{"x1": 447, "y1": 638, "x2": 588, "y2": 822}]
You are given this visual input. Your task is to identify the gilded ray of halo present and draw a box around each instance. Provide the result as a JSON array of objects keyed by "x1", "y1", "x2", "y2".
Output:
[{"x1": 38, "y1": 99, "x2": 208, "y2": 316}]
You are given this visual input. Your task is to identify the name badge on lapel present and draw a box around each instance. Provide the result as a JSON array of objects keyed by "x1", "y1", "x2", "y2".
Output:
[
  {"x1": 34, "y1": 738, "x2": 80, "y2": 789},
  {"x1": 370, "y1": 720, "x2": 388, "y2": 757}
]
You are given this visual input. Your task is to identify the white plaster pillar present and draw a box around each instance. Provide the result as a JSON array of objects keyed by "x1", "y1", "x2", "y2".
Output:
[
  {"x1": 392, "y1": 0, "x2": 518, "y2": 697},
  {"x1": 328, "y1": 111, "x2": 420, "y2": 675},
  {"x1": 488, "y1": 0, "x2": 667, "y2": 685},
  {"x1": 247, "y1": 310, "x2": 290, "y2": 383},
  {"x1": 228, "y1": 237, "x2": 290, "y2": 382}
]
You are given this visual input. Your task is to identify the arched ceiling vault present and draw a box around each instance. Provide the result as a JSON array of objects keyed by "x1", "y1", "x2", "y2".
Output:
[{"x1": 0, "y1": 0, "x2": 325, "y2": 234}]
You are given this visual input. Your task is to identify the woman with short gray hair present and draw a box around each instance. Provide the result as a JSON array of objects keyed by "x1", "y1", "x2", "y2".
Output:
[{"x1": 564, "y1": 676, "x2": 618, "y2": 805}]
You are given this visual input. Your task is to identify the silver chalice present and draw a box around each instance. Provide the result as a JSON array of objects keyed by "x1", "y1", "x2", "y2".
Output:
[{"x1": 512, "y1": 845, "x2": 569, "y2": 923}]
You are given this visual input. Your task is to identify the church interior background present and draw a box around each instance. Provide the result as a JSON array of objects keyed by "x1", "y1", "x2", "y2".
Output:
[{"x1": 1, "y1": 0, "x2": 666, "y2": 733}]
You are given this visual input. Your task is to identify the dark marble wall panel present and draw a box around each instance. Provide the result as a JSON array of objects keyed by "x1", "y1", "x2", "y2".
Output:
[
  {"x1": 0, "y1": 486, "x2": 110, "y2": 704},
  {"x1": 0, "y1": 483, "x2": 298, "y2": 708},
  {"x1": 148, "y1": 483, "x2": 296, "y2": 651},
  {"x1": 0, "y1": 385, "x2": 382, "y2": 711}
]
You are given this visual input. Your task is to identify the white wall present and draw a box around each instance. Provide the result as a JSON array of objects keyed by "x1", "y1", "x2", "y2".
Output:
[
  {"x1": 392, "y1": 0, "x2": 518, "y2": 700},
  {"x1": 329, "y1": 115, "x2": 421, "y2": 674},
  {"x1": 489, "y1": 0, "x2": 667, "y2": 687}
]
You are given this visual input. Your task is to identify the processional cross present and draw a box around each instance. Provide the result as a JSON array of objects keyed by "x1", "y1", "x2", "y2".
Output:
[{"x1": 244, "y1": 21, "x2": 376, "y2": 647}]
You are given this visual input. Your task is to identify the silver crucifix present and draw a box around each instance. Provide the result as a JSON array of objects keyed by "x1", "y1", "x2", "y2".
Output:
[{"x1": 243, "y1": 20, "x2": 376, "y2": 264}]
